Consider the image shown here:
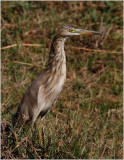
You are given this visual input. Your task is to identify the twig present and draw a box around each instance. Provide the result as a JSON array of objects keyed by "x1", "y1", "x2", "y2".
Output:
[
  {"x1": 1, "y1": 43, "x2": 122, "y2": 54},
  {"x1": 22, "y1": 43, "x2": 43, "y2": 47},
  {"x1": 1, "y1": 43, "x2": 43, "y2": 50},
  {"x1": 70, "y1": 46, "x2": 122, "y2": 54},
  {"x1": 1, "y1": 44, "x2": 17, "y2": 50}
]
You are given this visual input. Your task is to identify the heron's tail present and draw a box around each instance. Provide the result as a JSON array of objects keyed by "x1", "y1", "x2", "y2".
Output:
[
  {"x1": 12, "y1": 108, "x2": 25, "y2": 128},
  {"x1": 12, "y1": 111, "x2": 19, "y2": 127}
]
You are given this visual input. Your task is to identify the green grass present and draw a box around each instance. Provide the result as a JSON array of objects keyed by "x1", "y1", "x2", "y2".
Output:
[{"x1": 1, "y1": 1, "x2": 123, "y2": 159}]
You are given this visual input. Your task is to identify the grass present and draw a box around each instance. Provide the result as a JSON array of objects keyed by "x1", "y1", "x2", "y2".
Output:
[{"x1": 1, "y1": 1, "x2": 123, "y2": 159}]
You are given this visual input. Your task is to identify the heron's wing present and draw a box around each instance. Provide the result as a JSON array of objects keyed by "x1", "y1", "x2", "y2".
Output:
[{"x1": 19, "y1": 70, "x2": 46, "y2": 117}]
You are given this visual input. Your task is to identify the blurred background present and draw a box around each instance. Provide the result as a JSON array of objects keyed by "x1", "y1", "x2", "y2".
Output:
[{"x1": 1, "y1": 1, "x2": 123, "y2": 159}]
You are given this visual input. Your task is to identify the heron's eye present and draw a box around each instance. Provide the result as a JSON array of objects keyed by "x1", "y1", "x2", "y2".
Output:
[{"x1": 69, "y1": 29, "x2": 76, "y2": 32}]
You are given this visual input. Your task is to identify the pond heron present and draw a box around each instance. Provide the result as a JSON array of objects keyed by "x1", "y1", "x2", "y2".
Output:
[{"x1": 13, "y1": 24, "x2": 101, "y2": 127}]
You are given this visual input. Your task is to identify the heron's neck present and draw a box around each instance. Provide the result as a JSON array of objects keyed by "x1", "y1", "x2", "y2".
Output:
[{"x1": 48, "y1": 36, "x2": 67, "y2": 65}]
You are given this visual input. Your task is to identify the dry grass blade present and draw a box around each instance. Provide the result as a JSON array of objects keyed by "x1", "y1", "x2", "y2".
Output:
[
  {"x1": 13, "y1": 61, "x2": 35, "y2": 66},
  {"x1": 95, "y1": 17, "x2": 106, "y2": 48},
  {"x1": 100, "y1": 25, "x2": 113, "y2": 46},
  {"x1": 27, "y1": 139, "x2": 41, "y2": 159},
  {"x1": 59, "y1": 150, "x2": 77, "y2": 159},
  {"x1": 11, "y1": 137, "x2": 28, "y2": 153},
  {"x1": 1, "y1": 95, "x2": 12, "y2": 109},
  {"x1": 100, "y1": 141, "x2": 108, "y2": 158}
]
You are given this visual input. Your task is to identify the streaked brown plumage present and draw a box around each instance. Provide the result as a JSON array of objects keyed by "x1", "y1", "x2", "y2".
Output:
[{"x1": 13, "y1": 24, "x2": 101, "y2": 127}]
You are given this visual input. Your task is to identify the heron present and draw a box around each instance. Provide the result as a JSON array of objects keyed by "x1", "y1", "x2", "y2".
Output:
[{"x1": 13, "y1": 24, "x2": 101, "y2": 128}]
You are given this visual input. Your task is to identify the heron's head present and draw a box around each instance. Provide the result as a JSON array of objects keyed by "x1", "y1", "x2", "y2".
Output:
[{"x1": 55, "y1": 24, "x2": 101, "y2": 38}]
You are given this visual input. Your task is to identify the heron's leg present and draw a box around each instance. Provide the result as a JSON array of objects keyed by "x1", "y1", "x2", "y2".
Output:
[
  {"x1": 28, "y1": 121, "x2": 34, "y2": 137},
  {"x1": 23, "y1": 120, "x2": 34, "y2": 137},
  {"x1": 36, "y1": 117, "x2": 43, "y2": 145}
]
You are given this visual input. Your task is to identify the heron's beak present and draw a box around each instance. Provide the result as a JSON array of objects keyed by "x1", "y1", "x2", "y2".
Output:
[{"x1": 78, "y1": 29, "x2": 101, "y2": 35}]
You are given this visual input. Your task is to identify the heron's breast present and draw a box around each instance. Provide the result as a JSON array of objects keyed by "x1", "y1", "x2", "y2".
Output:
[
  {"x1": 38, "y1": 73, "x2": 66, "y2": 112},
  {"x1": 55, "y1": 73, "x2": 66, "y2": 93},
  {"x1": 37, "y1": 59, "x2": 66, "y2": 112}
]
